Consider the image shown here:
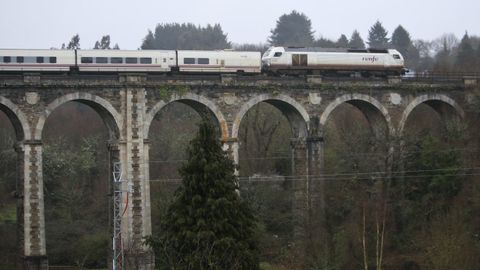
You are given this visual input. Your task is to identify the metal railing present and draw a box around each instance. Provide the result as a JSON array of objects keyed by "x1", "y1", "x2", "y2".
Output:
[{"x1": 401, "y1": 72, "x2": 480, "y2": 83}]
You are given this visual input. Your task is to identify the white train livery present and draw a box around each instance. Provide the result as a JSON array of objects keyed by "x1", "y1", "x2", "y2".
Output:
[
  {"x1": 0, "y1": 47, "x2": 404, "y2": 76},
  {"x1": 261, "y1": 47, "x2": 405, "y2": 76}
]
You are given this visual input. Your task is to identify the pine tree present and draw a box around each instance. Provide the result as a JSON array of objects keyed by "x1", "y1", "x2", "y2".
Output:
[
  {"x1": 349, "y1": 30, "x2": 365, "y2": 49},
  {"x1": 313, "y1": 37, "x2": 335, "y2": 47},
  {"x1": 367, "y1": 20, "x2": 389, "y2": 48},
  {"x1": 391, "y1": 25, "x2": 420, "y2": 68},
  {"x1": 391, "y1": 25, "x2": 412, "y2": 57},
  {"x1": 269, "y1": 10, "x2": 314, "y2": 47},
  {"x1": 455, "y1": 32, "x2": 476, "y2": 72},
  {"x1": 476, "y1": 43, "x2": 480, "y2": 72},
  {"x1": 141, "y1": 23, "x2": 230, "y2": 50},
  {"x1": 336, "y1": 34, "x2": 349, "y2": 48},
  {"x1": 94, "y1": 35, "x2": 111, "y2": 49},
  {"x1": 66, "y1": 34, "x2": 80, "y2": 50},
  {"x1": 147, "y1": 121, "x2": 259, "y2": 270}
]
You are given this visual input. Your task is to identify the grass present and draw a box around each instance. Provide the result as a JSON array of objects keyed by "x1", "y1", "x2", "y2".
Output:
[{"x1": 0, "y1": 203, "x2": 16, "y2": 224}]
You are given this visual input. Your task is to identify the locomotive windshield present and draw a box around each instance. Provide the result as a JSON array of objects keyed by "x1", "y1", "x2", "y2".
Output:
[{"x1": 262, "y1": 47, "x2": 272, "y2": 58}]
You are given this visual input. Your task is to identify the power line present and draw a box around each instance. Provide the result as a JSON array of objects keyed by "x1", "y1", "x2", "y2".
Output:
[
  {"x1": 149, "y1": 166, "x2": 480, "y2": 183},
  {"x1": 148, "y1": 146, "x2": 480, "y2": 164}
]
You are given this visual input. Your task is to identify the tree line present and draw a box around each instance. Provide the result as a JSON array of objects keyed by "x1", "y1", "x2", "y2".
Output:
[{"x1": 59, "y1": 9, "x2": 479, "y2": 74}]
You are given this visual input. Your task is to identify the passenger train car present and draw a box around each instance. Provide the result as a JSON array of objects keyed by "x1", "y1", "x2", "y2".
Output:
[
  {"x1": 76, "y1": 50, "x2": 176, "y2": 72},
  {"x1": 0, "y1": 47, "x2": 404, "y2": 76},
  {"x1": 177, "y1": 50, "x2": 260, "y2": 73},
  {"x1": 0, "y1": 49, "x2": 75, "y2": 72},
  {"x1": 0, "y1": 49, "x2": 262, "y2": 74},
  {"x1": 261, "y1": 47, "x2": 405, "y2": 76}
]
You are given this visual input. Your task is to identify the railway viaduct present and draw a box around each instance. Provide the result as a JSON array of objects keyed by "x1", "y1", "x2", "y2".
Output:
[{"x1": 0, "y1": 73, "x2": 478, "y2": 269}]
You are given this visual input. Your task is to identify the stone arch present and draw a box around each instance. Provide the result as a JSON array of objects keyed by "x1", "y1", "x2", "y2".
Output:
[
  {"x1": 144, "y1": 93, "x2": 228, "y2": 140},
  {"x1": 231, "y1": 94, "x2": 310, "y2": 139},
  {"x1": 34, "y1": 92, "x2": 122, "y2": 140},
  {"x1": 0, "y1": 96, "x2": 31, "y2": 141},
  {"x1": 398, "y1": 94, "x2": 464, "y2": 135},
  {"x1": 320, "y1": 94, "x2": 394, "y2": 137}
]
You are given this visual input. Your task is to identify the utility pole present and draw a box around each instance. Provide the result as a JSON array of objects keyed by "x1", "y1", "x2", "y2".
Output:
[{"x1": 112, "y1": 161, "x2": 128, "y2": 270}]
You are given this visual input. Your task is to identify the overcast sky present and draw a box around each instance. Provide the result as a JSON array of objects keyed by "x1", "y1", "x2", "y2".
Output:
[{"x1": 1, "y1": 0, "x2": 478, "y2": 50}]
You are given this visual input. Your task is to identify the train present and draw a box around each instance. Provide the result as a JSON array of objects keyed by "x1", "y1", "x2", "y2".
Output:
[{"x1": 0, "y1": 47, "x2": 405, "y2": 76}]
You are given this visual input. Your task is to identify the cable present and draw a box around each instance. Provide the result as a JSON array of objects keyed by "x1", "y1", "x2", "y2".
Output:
[
  {"x1": 148, "y1": 146, "x2": 480, "y2": 164},
  {"x1": 148, "y1": 167, "x2": 480, "y2": 183}
]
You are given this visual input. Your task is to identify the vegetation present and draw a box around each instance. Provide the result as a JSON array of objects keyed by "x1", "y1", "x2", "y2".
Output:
[
  {"x1": 147, "y1": 121, "x2": 259, "y2": 269},
  {"x1": 268, "y1": 10, "x2": 315, "y2": 47},
  {"x1": 141, "y1": 23, "x2": 230, "y2": 50},
  {"x1": 367, "y1": 20, "x2": 390, "y2": 48},
  {"x1": 1, "y1": 9, "x2": 480, "y2": 270},
  {"x1": 349, "y1": 30, "x2": 366, "y2": 49}
]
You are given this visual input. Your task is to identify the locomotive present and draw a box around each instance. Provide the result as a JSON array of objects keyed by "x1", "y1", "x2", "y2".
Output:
[
  {"x1": 0, "y1": 47, "x2": 405, "y2": 76},
  {"x1": 261, "y1": 47, "x2": 405, "y2": 76}
]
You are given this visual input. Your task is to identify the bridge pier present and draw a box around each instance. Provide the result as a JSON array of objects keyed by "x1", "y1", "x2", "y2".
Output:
[
  {"x1": 120, "y1": 83, "x2": 155, "y2": 270},
  {"x1": 290, "y1": 135, "x2": 325, "y2": 265},
  {"x1": 16, "y1": 140, "x2": 48, "y2": 270}
]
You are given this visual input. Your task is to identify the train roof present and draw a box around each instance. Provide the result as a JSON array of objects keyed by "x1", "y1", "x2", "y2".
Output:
[{"x1": 284, "y1": 47, "x2": 390, "y2": 53}]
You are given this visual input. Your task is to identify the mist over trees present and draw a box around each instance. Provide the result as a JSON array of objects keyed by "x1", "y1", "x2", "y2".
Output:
[
  {"x1": 265, "y1": 12, "x2": 480, "y2": 73},
  {"x1": 367, "y1": 20, "x2": 390, "y2": 48},
  {"x1": 93, "y1": 35, "x2": 120, "y2": 50},
  {"x1": 268, "y1": 10, "x2": 315, "y2": 47},
  {"x1": 141, "y1": 23, "x2": 231, "y2": 50},
  {"x1": 349, "y1": 30, "x2": 366, "y2": 49},
  {"x1": 61, "y1": 34, "x2": 80, "y2": 49},
  {"x1": 55, "y1": 10, "x2": 480, "y2": 74}
]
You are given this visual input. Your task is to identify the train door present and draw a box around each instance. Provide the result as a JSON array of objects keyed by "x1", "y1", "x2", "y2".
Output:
[{"x1": 292, "y1": 54, "x2": 308, "y2": 67}]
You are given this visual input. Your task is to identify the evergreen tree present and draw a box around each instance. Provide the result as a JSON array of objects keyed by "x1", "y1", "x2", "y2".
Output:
[
  {"x1": 391, "y1": 25, "x2": 412, "y2": 57},
  {"x1": 313, "y1": 37, "x2": 336, "y2": 48},
  {"x1": 64, "y1": 34, "x2": 80, "y2": 50},
  {"x1": 269, "y1": 10, "x2": 314, "y2": 47},
  {"x1": 455, "y1": 32, "x2": 476, "y2": 72},
  {"x1": 142, "y1": 30, "x2": 155, "y2": 49},
  {"x1": 367, "y1": 20, "x2": 389, "y2": 48},
  {"x1": 147, "y1": 121, "x2": 259, "y2": 270},
  {"x1": 141, "y1": 23, "x2": 230, "y2": 50},
  {"x1": 336, "y1": 34, "x2": 349, "y2": 48},
  {"x1": 433, "y1": 34, "x2": 458, "y2": 73},
  {"x1": 94, "y1": 35, "x2": 111, "y2": 49},
  {"x1": 349, "y1": 30, "x2": 365, "y2": 49},
  {"x1": 476, "y1": 43, "x2": 480, "y2": 72},
  {"x1": 391, "y1": 25, "x2": 421, "y2": 68}
]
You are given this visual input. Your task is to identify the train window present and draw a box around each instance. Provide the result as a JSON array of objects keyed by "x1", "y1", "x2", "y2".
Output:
[
  {"x1": 24, "y1": 57, "x2": 36, "y2": 63},
  {"x1": 81, "y1": 57, "x2": 93, "y2": 64},
  {"x1": 163, "y1": 58, "x2": 166, "y2": 63},
  {"x1": 3, "y1": 56, "x2": 11, "y2": 63},
  {"x1": 140, "y1": 58, "x2": 152, "y2": 64},
  {"x1": 126, "y1": 57, "x2": 138, "y2": 64},
  {"x1": 183, "y1": 58, "x2": 195, "y2": 64},
  {"x1": 49, "y1": 57, "x2": 57, "y2": 63},
  {"x1": 198, "y1": 58, "x2": 209, "y2": 64},
  {"x1": 274, "y1": 52, "x2": 282, "y2": 57},
  {"x1": 96, "y1": 57, "x2": 108, "y2": 64},
  {"x1": 36, "y1": 57, "x2": 44, "y2": 63},
  {"x1": 393, "y1": 54, "x2": 401, "y2": 60},
  {"x1": 16, "y1": 56, "x2": 24, "y2": 63},
  {"x1": 111, "y1": 57, "x2": 123, "y2": 64}
]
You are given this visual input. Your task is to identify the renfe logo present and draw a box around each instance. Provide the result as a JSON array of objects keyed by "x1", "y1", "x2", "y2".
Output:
[{"x1": 362, "y1": 56, "x2": 378, "y2": 63}]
